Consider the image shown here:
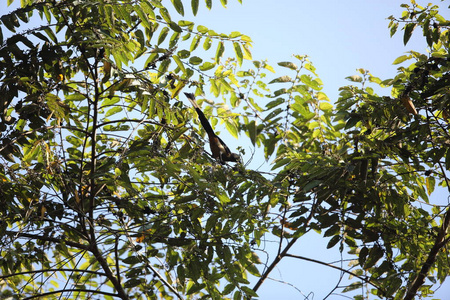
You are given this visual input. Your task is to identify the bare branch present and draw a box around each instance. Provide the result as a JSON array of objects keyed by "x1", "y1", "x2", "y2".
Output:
[{"x1": 22, "y1": 288, "x2": 119, "y2": 300}]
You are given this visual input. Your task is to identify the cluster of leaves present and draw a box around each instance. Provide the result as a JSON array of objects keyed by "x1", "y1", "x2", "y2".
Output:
[
  {"x1": 0, "y1": 0, "x2": 449, "y2": 299},
  {"x1": 0, "y1": 0, "x2": 262, "y2": 299},
  {"x1": 256, "y1": 1, "x2": 450, "y2": 298}
]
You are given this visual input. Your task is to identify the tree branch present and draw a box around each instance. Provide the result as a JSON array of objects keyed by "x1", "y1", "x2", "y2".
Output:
[
  {"x1": 404, "y1": 207, "x2": 450, "y2": 300},
  {"x1": 284, "y1": 253, "x2": 383, "y2": 292},
  {"x1": 6, "y1": 231, "x2": 89, "y2": 250},
  {"x1": 0, "y1": 268, "x2": 106, "y2": 280},
  {"x1": 22, "y1": 288, "x2": 119, "y2": 300},
  {"x1": 90, "y1": 243, "x2": 129, "y2": 300},
  {"x1": 251, "y1": 236, "x2": 298, "y2": 295}
]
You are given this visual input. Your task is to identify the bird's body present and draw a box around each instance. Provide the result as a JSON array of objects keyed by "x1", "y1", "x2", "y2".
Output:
[{"x1": 184, "y1": 93, "x2": 240, "y2": 164}]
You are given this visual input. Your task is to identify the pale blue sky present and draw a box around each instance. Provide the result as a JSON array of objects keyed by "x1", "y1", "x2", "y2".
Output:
[{"x1": 189, "y1": 0, "x2": 446, "y2": 100}]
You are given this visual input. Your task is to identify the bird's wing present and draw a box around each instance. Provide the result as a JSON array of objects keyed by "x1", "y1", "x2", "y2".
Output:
[{"x1": 216, "y1": 135, "x2": 232, "y2": 155}]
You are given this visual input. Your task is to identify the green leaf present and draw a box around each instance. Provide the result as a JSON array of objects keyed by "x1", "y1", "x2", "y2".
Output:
[
  {"x1": 269, "y1": 76, "x2": 292, "y2": 84},
  {"x1": 141, "y1": 1, "x2": 156, "y2": 19},
  {"x1": 169, "y1": 22, "x2": 182, "y2": 33},
  {"x1": 230, "y1": 31, "x2": 241, "y2": 38},
  {"x1": 170, "y1": 0, "x2": 185, "y2": 16},
  {"x1": 426, "y1": 176, "x2": 435, "y2": 196},
  {"x1": 303, "y1": 180, "x2": 321, "y2": 192},
  {"x1": 158, "y1": 59, "x2": 171, "y2": 75},
  {"x1": 324, "y1": 224, "x2": 340, "y2": 237},
  {"x1": 199, "y1": 61, "x2": 215, "y2": 71},
  {"x1": 65, "y1": 93, "x2": 87, "y2": 102},
  {"x1": 43, "y1": 26, "x2": 57, "y2": 43},
  {"x1": 205, "y1": 0, "x2": 212, "y2": 10},
  {"x1": 157, "y1": 27, "x2": 170, "y2": 45},
  {"x1": 358, "y1": 246, "x2": 369, "y2": 266},
  {"x1": 241, "y1": 286, "x2": 258, "y2": 298},
  {"x1": 191, "y1": 0, "x2": 199, "y2": 15},
  {"x1": 246, "y1": 263, "x2": 260, "y2": 277},
  {"x1": 23, "y1": 143, "x2": 40, "y2": 165},
  {"x1": 169, "y1": 31, "x2": 181, "y2": 48},
  {"x1": 271, "y1": 157, "x2": 290, "y2": 170},
  {"x1": 403, "y1": 23, "x2": 417, "y2": 45},
  {"x1": 346, "y1": 75, "x2": 362, "y2": 82},
  {"x1": 124, "y1": 278, "x2": 144, "y2": 288},
  {"x1": 364, "y1": 245, "x2": 384, "y2": 269},
  {"x1": 186, "y1": 282, "x2": 206, "y2": 295},
  {"x1": 278, "y1": 61, "x2": 297, "y2": 70},
  {"x1": 197, "y1": 25, "x2": 208, "y2": 34},
  {"x1": 300, "y1": 74, "x2": 321, "y2": 90},
  {"x1": 203, "y1": 37, "x2": 212, "y2": 50},
  {"x1": 264, "y1": 136, "x2": 279, "y2": 159},
  {"x1": 189, "y1": 56, "x2": 202, "y2": 65},
  {"x1": 190, "y1": 35, "x2": 201, "y2": 52},
  {"x1": 233, "y1": 290, "x2": 242, "y2": 300},
  {"x1": 223, "y1": 283, "x2": 235, "y2": 295},
  {"x1": 172, "y1": 55, "x2": 186, "y2": 73},
  {"x1": 390, "y1": 22, "x2": 399, "y2": 37},
  {"x1": 123, "y1": 256, "x2": 141, "y2": 264},
  {"x1": 215, "y1": 41, "x2": 224, "y2": 63},
  {"x1": 345, "y1": 115, "x2": 361, "y2": 130},
  {"x1": 342, "y1": 282, "x2": 363, "y2": 293},
  {"x1": 392, "y1": 54, "x2": 411, "y2": 65},
  {"x1": 177, "y1": 49, "x2": 190, "y2": 59},
  {"x1": 247, "y1": 120, "x2": 256, "y2": 146},
  {"x1": 319, "y1": 102, "x2": 333, "y2": 111},
  {"x1": 233, "y1": 42, "x2": 243, "y2": 66},
  {"x1": 386, "y1": 277, "x2": 403, "y2": 296},
  {"x1": 225, "y1": 119, "x2": 238, "y2": 139},
  {"x1": 134, "y1": 6, "x2": 152, "y2": 30},
  {"x1": 159, "y1": 7, "x2": 171, "y2": 23},
  {"x1": 105, "y1": 106, "x2": 123, "y2": 117},
  {"x1": 266, "y1": 98, "x2": 284, "y2": 109},
  {"x1": 326, "y1": 235, "x2": 341, "y2": 249}
]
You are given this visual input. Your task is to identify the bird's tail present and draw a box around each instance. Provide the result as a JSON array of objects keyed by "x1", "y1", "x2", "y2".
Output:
[
  {"x1": 184, "y1": 92, "x2": 215, "y2": 137},
  {"x1": 184, "y1": 92, "x2": 199, "y2": 109}
]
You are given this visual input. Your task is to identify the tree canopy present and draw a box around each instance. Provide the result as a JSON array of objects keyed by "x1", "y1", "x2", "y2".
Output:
[{"x1": 0, "y1": 0, "x2": 449, "y2": 299}]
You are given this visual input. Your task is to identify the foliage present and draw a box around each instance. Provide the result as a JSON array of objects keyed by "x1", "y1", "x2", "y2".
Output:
[{"x1": 0, "y1": 0, "x2": 449, "y2": 299}]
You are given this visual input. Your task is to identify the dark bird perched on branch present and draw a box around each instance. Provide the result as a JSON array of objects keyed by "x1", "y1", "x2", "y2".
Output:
[{"x1": 184, "y1": 93, "x2": 240, "y2": 164}]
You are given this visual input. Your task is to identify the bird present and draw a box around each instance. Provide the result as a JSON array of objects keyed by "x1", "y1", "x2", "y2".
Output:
[{"x1": 184, "y1": 92, "x2": 240, "y2": 164}]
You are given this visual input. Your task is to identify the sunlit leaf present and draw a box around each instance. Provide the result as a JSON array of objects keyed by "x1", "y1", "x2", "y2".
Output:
[
  {"x1": 269, "y1": 76, "x2": 292, "y2": 84},
  {"x1": 189, "y1": 56, "x2": 202, "y2": 65},
  {"x1": 159, "y1": 7, "x2": 171, "y2": 23},
  {"x1": 172, "y1": 55, "x2": 186, "y2": 73},
  {"x1": 400, "y1": 95, "x2": 418, "y2": 115},
  {"x1": 392, "y1": 54, "x2": 411, "y2": 65},
  {"x1": 105, "y1": 106, "x2": 123, "y2": 117},
  {"x1": 319, "y1": 102, "x2": 333, "y2": 111},
  {"x1": 233, "y1": 42, "x2": 243, "y2": 66},
  {"x1": 170, "y1": 0, "x2": 185, "y2": 16},
  {"x1": 191, "y1": 0, "x2": 199, "y2": 15},
  {"x1": 278, "y1": 61, "x2": 297, "y2": 70},
  {"x1": 205, "y1": 0, "x2": 212, "y2": 10},
  {"x1": 157, "y1": 27, "x2": 170, "y2": 45},
  {"x1": 215, "y1": 41, "x2": 224, "y2": 63}
]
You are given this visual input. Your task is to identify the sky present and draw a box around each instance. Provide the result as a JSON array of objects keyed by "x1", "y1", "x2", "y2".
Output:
[
  {"x1": 189, "y1": 0, "x2": 439, "y2": 100},
  {"x1": 2, "y1": 0, "x2": 450, "y2": 299}
]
